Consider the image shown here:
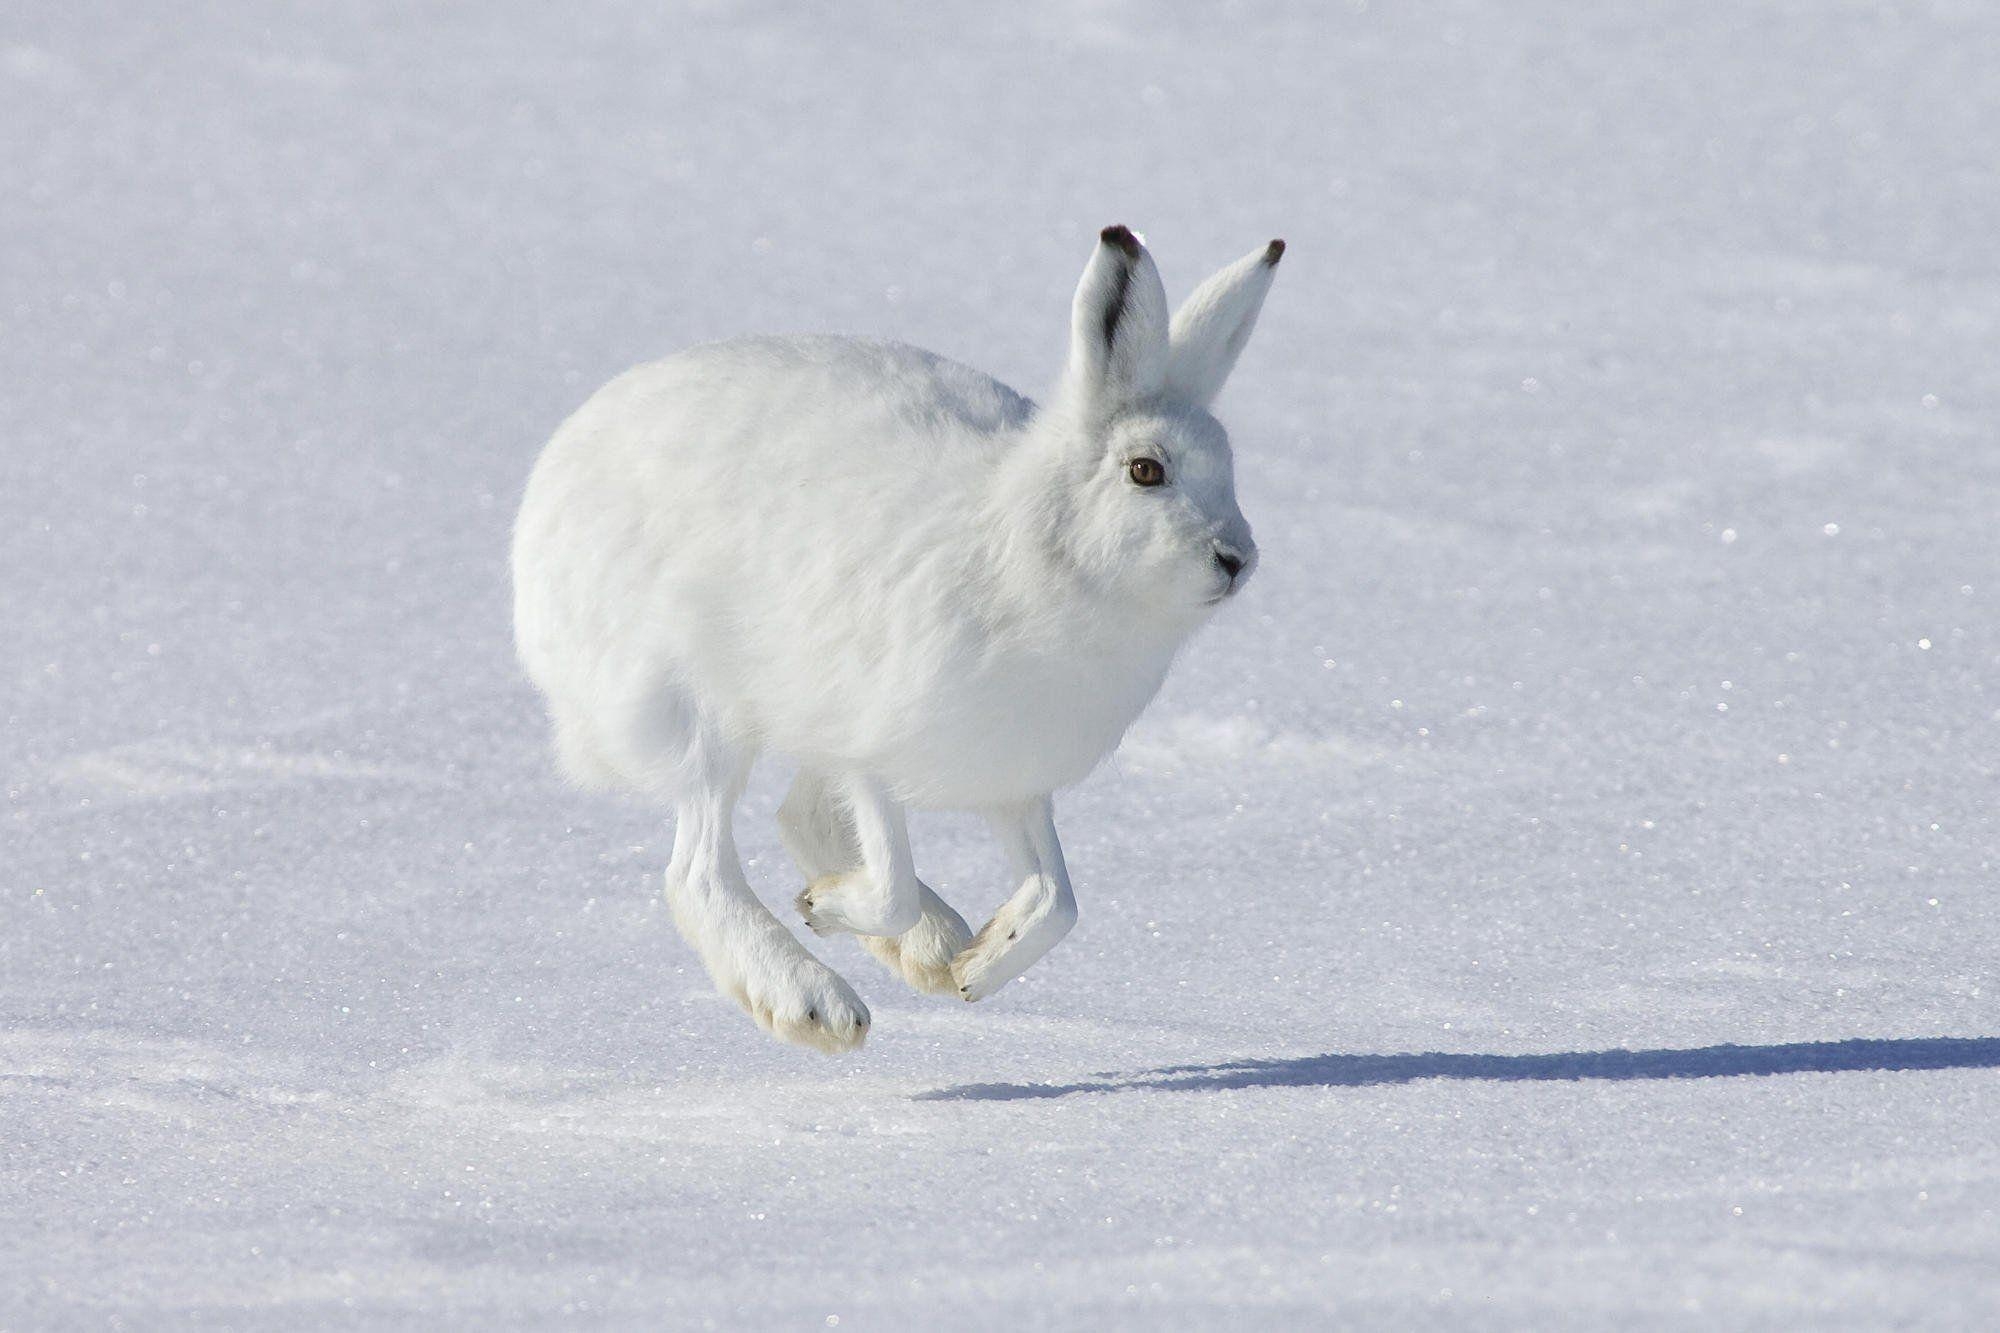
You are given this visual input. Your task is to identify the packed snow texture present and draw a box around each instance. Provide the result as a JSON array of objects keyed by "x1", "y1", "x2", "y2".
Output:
[{"x1": 5, "y1": 2, "x2": 1998, "y2": 1327}]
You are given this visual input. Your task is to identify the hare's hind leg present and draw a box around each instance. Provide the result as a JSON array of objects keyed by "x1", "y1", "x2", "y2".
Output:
[
  {"x1": 664, "y1": 741, "x2": 869, "y2": 1053},
  {"x1": 950, "y1": 797, "x2": 1078, "y2": 1002},
  {"x1": 778, "y1": 771, "x2": 972, "y2": 998}
]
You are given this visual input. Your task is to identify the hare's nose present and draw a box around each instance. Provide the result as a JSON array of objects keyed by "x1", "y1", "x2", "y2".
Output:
[{"x1": 1214, "y1": 547, "x2": 1245, "y2": 581}]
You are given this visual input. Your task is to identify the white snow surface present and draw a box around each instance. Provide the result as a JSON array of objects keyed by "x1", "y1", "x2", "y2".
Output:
[{"x1": 5, "y1": 3, "x2": 1999, "y2": 1327}]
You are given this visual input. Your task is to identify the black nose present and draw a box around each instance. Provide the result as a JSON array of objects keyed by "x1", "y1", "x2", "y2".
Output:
[{"x1": 1214, "y1": 548, "x2": 1244, "y2": 580}]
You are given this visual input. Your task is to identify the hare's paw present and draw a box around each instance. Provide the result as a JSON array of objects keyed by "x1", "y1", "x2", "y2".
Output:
[
  {"x1": 793, "y1": 876, "x2": 853, "y2": 937},
  {"x1": 794, "y1": 881, "x2": 837, "y2": 937},
  {"x1": 948, "y1": 921, "x2": 1021, "y2": 1003},
  {"x1": 721, "y1": 951, "x2": 870, "y2": 1054},
  {"x1": 949, "y1": 877, "x2": 1077, "y2": 1002},
  {"x1": 795, "y1": 871, "x2": 919, "y2": 939},
  {"x1": 858, "y1": 889, "x2": 974, "y2": 997}
]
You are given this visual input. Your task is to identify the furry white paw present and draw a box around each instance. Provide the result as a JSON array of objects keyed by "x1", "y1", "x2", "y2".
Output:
[
  {"x1": 858, "y1": 891, "x2": 974, "y2": 996},
  {"x1": 948, "y1": 925, "x2": 1016, "y2": 1003},
  {"x1": 718, "y1": 953, "x2": 870, "y2": 1054},
  {"x1": 949, "y1": 877, "x2": 1076, "y2": 1002},
  {"x1": 794, "y1": 880, "x2": 840, "y2": 937},
  {"x1": 794, "y1": 871, "x2": 917, "y2": 939}
]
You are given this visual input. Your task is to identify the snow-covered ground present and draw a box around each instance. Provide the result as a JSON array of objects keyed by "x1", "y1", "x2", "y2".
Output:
[{"x1": 5, "y1": 2, "x2": 1998, "y2": 1326}]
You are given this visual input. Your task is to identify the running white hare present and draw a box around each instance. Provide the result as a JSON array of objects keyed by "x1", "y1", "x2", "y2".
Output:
[{"x1": 512, "y1": 226, "x2": 1282, "y2": 1052}]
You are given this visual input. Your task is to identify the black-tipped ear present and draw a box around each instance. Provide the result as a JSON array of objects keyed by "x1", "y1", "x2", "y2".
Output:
[
  {"x1": 1101, "y1": 224, "x2": 1144, "y2": 259},
  {"x1": 1163, "y1": 239, "x2": 1285, "y2": 407},
  {"x1": 1063, "y1": 225, "x2": 1170, "y2": 414}
]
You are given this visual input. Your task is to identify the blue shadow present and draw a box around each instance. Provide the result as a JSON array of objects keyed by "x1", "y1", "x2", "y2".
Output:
[{"x1": 914, "y1": 1036, "x2": 2000, "y2": 1101}]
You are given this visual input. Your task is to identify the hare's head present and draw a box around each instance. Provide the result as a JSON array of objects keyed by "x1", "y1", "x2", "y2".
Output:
[{"x1": 1039, "y1": 226, "x2": 1281, "y2": 623}]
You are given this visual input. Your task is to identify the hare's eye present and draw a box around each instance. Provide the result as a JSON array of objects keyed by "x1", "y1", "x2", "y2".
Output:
[{"x1": 1127, "y1": 457, "x2": 1166, "y2": 488}]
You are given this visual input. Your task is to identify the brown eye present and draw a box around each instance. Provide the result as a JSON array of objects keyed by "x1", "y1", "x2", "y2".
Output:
[{"x1": 1127, "y1": 457, "x2": 1166, "y2": 488}]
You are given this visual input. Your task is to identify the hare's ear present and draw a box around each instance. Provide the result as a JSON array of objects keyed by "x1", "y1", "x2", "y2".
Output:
[
  {"x1": 1163, "y1": 239, "x2": 1284, "y2": 408},
  {"x1": 1062, "y1": 225, "x2": 1170, "y2": 415}
]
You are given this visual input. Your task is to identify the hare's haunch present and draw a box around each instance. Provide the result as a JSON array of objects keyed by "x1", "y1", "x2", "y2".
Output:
[{"x1": 513, "y1": 226, "x2": 1282, "y2": 1051}]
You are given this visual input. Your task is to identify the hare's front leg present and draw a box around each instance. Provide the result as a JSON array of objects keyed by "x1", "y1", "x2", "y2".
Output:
[
  {"x1": 787, "y1": 773, "x2": 923, "y2": 937},
  {"x1": 950, "y1": 797, "x2": 1078, "y2": 1002},
  {"x1": 779, "y1": 771, "x2": 972, "y2": 997}
]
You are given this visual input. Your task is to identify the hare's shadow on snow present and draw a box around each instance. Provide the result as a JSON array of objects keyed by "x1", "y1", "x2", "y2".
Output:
[{"x1": 914, "y1": 1037, "x2": 2000, "y2": 1101}]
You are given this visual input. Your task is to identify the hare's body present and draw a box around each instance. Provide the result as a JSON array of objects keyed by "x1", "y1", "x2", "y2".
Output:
[
  {"x1": 514, "y1": 227, "x2": 1283, "y2": 1052},
  {"x1": 515, "y1": 336, "x2": 1177, "y2": 810}
]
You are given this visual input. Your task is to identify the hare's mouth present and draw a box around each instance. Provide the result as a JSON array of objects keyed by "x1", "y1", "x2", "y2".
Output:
[{"x1": 1206, "y1": 544, "x2": 1249, "y2": 604}]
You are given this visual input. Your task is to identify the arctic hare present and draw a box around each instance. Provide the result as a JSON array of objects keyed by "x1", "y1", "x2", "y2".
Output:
[{"x1": 513, "y1": 225, "x2": 1281, "y2": 1052}]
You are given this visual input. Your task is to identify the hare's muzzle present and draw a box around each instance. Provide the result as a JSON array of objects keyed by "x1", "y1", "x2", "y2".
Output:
[{"x1": 1212, "y1": 543, "x2": 1254, "y2": 597}]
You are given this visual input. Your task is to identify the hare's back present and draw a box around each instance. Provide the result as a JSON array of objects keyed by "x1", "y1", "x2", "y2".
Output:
[
  {"x1": 611, "y1": 334, "x2": 1031, "y2": 468},
  {"x1": 550, "y1": 334, "x2": 1031, "y2": 544},
  {"x1": 515, "y1": 335, "x2": 1031, "y2": 746},
  {"x1": 735, "y1": 335, "x2": 1035, "y2": 436}
]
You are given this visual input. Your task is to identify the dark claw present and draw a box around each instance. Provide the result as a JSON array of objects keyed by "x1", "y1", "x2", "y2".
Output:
[
  {"x1": 1007, "y1": 931, "x2": 1018, "y2": 941},
  {"x1": 807, "y1": 1009, "x2": 818, "y2": 1023}
]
